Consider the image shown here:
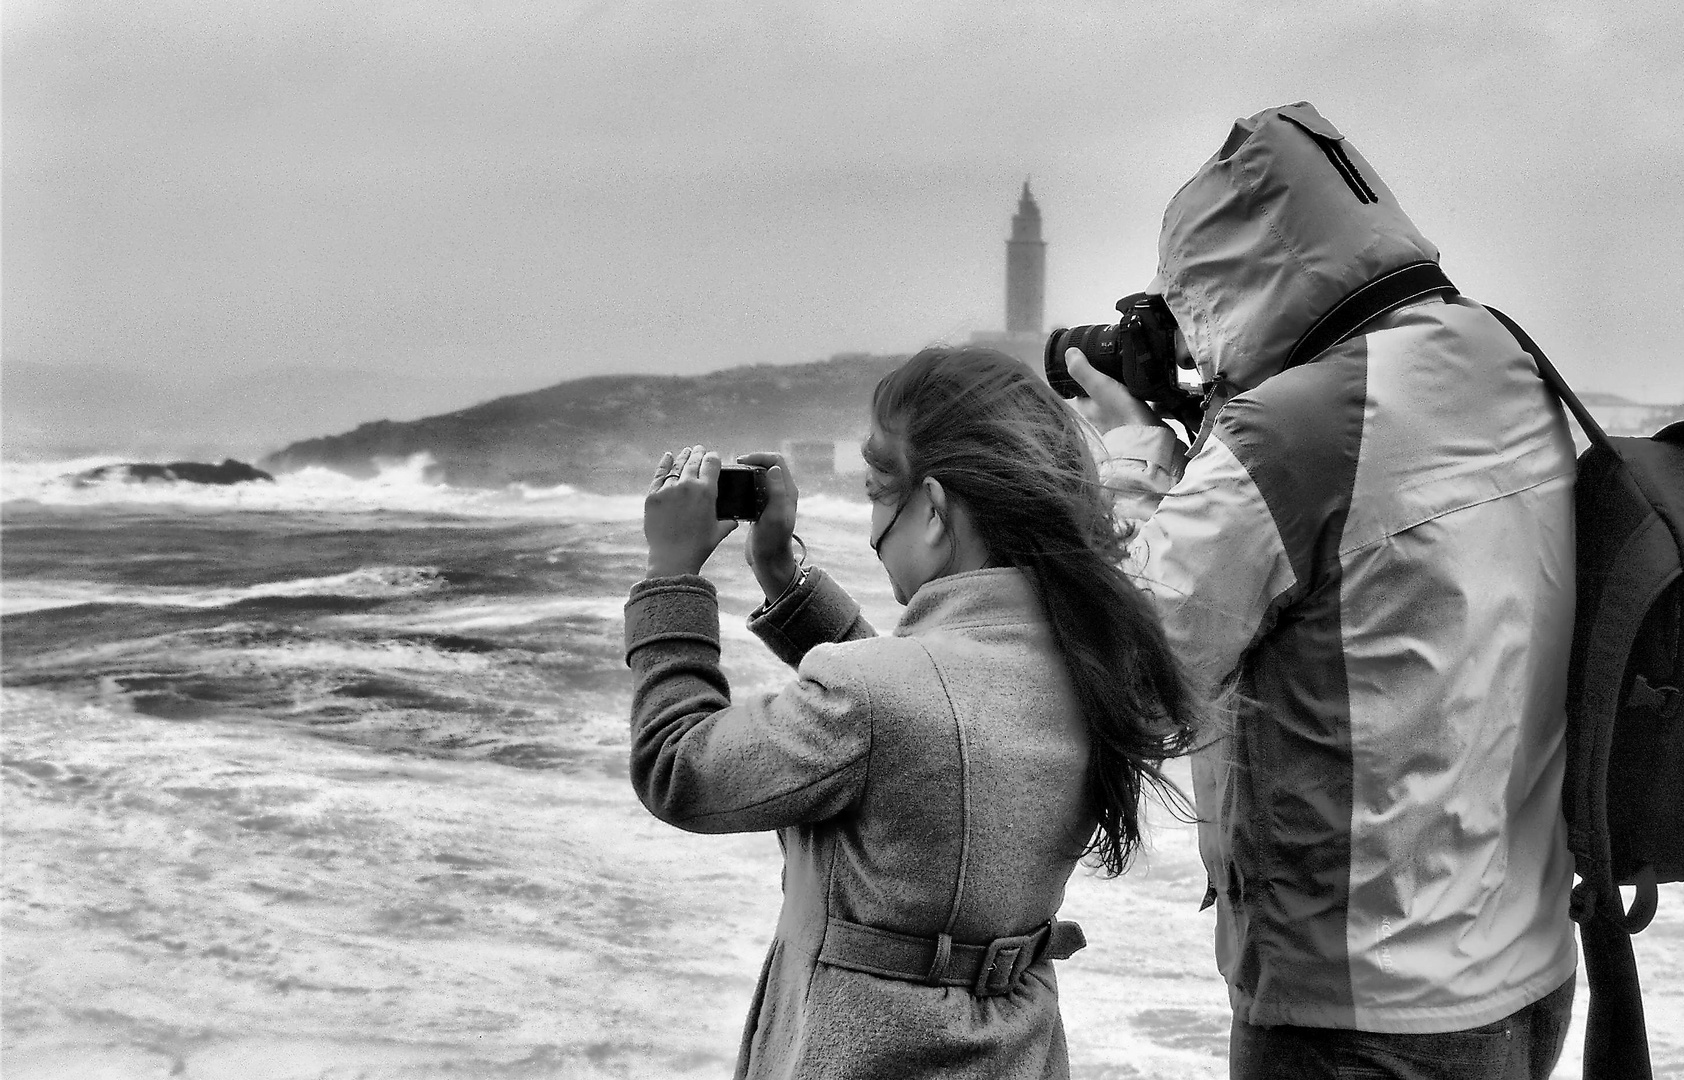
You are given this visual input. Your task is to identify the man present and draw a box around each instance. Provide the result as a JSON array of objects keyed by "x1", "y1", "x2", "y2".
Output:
[{"x1": 1066, "y1": 101, "x2": 1578, "y2": 1078}]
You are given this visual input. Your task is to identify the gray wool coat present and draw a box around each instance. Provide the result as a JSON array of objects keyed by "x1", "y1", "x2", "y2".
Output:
[{"x1": 623, "y1": 566, "x2": 1095, "y2": 1079}]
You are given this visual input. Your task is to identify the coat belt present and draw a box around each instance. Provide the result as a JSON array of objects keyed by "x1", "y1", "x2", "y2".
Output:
[{"x1": 816, "y1": 916, "x2": 1086, "y2": 998}]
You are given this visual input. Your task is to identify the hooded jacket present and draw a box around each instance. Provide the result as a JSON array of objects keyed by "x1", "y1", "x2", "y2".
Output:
[{"x1": 1113, "y1": 102, "x2": 1579, "y2": 1032}]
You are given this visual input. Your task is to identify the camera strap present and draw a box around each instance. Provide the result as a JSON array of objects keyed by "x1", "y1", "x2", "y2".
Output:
[{"x1": 1282, "y1": 260, "x2": 1459, "y2": 371}]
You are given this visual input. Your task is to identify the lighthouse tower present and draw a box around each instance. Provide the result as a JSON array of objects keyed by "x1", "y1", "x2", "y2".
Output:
[
  {"x1": 971, "y1": 182, "x2": 1048, "y2": 368},
  {"x1": 1006, "y1": 181, "x2": 1046, "y2": 336}
]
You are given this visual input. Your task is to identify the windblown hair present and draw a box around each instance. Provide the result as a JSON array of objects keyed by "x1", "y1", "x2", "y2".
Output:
[{"x1": 866, "y1": 346, "x2": 1205, "y2": 875}]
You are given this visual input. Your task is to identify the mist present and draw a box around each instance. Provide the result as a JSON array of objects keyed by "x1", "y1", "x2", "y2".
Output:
[{"x1": 5, "y1": 0, "x2": 1681, "y2": 459}]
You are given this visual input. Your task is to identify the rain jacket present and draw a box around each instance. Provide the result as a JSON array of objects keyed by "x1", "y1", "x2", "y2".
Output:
[{"x1": 1108, "y1": 102, "x2": 1579, "y2": 1033}]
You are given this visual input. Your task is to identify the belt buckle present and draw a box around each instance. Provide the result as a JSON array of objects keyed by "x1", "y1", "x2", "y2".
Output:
[{"x1": 971, "y1": 926, "x2": 1043, "y2": 997}]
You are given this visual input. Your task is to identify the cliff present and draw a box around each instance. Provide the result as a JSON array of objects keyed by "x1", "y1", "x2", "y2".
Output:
[{"x1": 261, "y1": 352, "x2": 910, "y2": 491}]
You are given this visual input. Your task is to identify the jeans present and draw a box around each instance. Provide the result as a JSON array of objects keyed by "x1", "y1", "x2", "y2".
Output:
[{"x1": 1229, "y1": 977, "x2": 1575, "y2": 1080}]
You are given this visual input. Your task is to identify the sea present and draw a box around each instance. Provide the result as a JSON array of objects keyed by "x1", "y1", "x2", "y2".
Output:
[{"x1": 3, "y1": 454, "x2": 1680, "y2": 1080}]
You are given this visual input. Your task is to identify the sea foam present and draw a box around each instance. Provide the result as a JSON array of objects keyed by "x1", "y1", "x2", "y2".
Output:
[
  {"x1": 1, "y1": 453, "x2": 874, "y2": 523},
  {"x1": 0, "y1": 565, "x2": 447, "y2": 616}
]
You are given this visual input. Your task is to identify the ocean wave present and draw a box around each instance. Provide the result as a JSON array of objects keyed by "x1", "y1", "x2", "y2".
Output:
[
  {"x1": 324, "y1": 595, "x2": 629, "y2": 633},
  {"x1": 1, "y1": 453, "x2": 874, "y2": 523},
  {"x1": 1, "y1": 565, "x2": 446, "y2": 616},
  {"x1": 203, "y1": 638, "x2": 498, "y2": 674}
]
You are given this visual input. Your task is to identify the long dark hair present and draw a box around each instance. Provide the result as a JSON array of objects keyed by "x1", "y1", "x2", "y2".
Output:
[{"x1": 866, "y1": 346, "x2": 1203, "y2": 875}]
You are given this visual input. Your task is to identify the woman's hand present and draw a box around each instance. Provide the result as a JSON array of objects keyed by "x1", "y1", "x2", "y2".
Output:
[
  {"x1": 643, "y1": 446, "x2": 739, "y2": 578},
  {"x1": 1064, "y1": 347, "x2": 1167, "y2": 431},
  {"x1": 734, "y1": 451, "x2": 801, "y2": 602}
]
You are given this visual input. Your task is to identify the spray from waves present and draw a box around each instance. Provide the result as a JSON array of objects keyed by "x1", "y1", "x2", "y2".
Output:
[
  {"x1": 0, "y1": 453, "x2": 635, "y2": 520},
  {"x1": 1, "y1": 565, "x2": 447, "y2": 617},
  {"x1": 2, "y1": 453, "x2": 873, "y2": 523}
]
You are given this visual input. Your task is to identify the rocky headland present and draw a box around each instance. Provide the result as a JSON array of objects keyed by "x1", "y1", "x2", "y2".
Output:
[
  {"x1": 261, "y1": 352, "x2": 911, "y2": 491},
  {"x1": 75, "y1": 459, "x2": 276, "y2": 486}
]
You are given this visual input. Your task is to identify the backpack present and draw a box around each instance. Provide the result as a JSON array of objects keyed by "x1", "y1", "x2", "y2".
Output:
[
  {"x1": 1487, "y1": 309, "x2": 1684, "y2": 1080},
  {"x1": 1286, "y1": 265, "x2": 1684, "y2": 1076}
]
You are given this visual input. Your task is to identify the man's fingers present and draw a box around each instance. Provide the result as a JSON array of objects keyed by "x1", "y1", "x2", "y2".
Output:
[
  {"x1": 698, "y1": 451, "x2": 723, "y2": 485},
  {"x1": 1065, "y1": 349, "x2": 1125, "y2": 410},
  {"x1": 1066, "y1": 348, "x2": 1162, "y2": 428},
  {"x1": 679, "y1": 445, "x2": 704, "y2": 480}
]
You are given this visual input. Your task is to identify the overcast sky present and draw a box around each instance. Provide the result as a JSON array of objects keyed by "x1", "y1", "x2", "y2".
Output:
[{"x1": 6, "y1": 0, "x2": 1682, "y2": 439}]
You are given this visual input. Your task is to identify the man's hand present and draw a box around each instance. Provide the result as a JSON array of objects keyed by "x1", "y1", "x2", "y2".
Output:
[
  {"x1": 1064, "y1": 347, "x2": 1167, "y2": 431},
  {"x1": 643, "y1": 446, "x2": 739, "y2": 578},
  {"x1": 734, "y1": 451, "x2": 801, "y2": 602}
]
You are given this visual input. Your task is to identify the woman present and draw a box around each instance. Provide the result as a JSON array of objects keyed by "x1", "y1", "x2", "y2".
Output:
[{"x1": 623, "y1": 346, "x2": 1204, "y2": 1078}]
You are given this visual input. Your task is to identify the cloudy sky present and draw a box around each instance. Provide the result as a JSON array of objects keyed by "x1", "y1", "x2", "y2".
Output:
[{"x1": 5, "y1": 0, "x2": 1681, "y2": 453}]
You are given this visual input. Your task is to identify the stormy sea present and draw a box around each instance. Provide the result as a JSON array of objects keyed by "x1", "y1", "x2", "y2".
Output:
[{"x1": 3, "y1": 456, "x2": 1680, "y2": 1080}]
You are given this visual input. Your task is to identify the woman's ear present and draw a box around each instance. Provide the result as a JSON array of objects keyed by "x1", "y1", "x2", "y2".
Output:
[{"x1": 921, "y1": 476, "x2": 949, "y2": 545}]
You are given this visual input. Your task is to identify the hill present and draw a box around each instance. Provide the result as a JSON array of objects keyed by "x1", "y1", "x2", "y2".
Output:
[{"x1": 261, "y1": 352, "x2": 910, "y2": 491}]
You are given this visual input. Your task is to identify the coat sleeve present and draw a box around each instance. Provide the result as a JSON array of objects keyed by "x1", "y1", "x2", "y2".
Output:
[
  {"x1": 624, "y1": 575, "x2": 871, "y2": 834},
  {"x1": 1100, "y1": 424, "x2": 1189, "y2": 529},
  {"x1": 1099, "y1": 424, "x2": 1297, "y2": 696},
  {"x1": 745, "y1": 565, "x2": 876, "y2": 668}
]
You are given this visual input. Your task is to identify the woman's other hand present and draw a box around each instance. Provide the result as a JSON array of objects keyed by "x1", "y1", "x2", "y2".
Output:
[
  {"x1": 644, "y1": 446, "x2": 738, "y2": 578},
  {"x1": 734, "y1": 451, "x2": 800, "y2": 602}
]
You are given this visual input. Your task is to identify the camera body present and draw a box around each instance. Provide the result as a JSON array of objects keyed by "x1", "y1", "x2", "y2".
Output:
[
  {"x1": 715, "y1": 465, "x2": 770, "y2": 521},
  {"x1": 1044, "y1": 292, "x2": 1207, "y2": 435}
]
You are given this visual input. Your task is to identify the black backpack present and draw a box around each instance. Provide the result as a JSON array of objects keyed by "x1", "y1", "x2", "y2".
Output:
[
  {"x1": 1488, "y1": 310, "x2": 1684, "y2": 1080},
  {"x1": 1289, "y1": 264, "x2": 1684, "y2": 1076}
]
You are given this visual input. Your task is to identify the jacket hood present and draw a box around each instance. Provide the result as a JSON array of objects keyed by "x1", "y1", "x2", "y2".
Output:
[{"x1": 1153, "y1": 102, "x2": 1440, "y2": 390}]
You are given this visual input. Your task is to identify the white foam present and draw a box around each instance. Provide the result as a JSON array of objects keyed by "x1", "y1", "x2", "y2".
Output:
[
  {"x1": 0, "y1": 566, "x2": 445, "y2": 616},
  {"x1": 1, "y1": 453, "x2": 876, "y2": 523},
  {"x1": 0, "y1": 454, "x2": 647, "y2": 521},
  {"x1": 793, "y1": 492, "x2": 874, "y2": 522},
  {"x1": 209, "y1": 638, "x2": 495, "y2": 673},
  {"x1": 326, "y1": 595, "x2": 628, "y2": 633}
]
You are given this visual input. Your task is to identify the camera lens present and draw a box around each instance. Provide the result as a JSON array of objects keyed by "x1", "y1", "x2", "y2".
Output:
[{"x1": 1043, "y1": 323, "x2": 1120, "y2": 399}]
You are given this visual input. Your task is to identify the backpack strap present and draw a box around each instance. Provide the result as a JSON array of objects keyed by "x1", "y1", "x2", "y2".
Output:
[
  {"x1": 1581, "y1": 902, "x2": 1657, "y2": 1080},
  {"x1": 1483, "y1": 305, "x2": 1619, "y2": 457},
  {"x1": 1482, "y1": 308, "x2": 1658, "y2": 1080}
]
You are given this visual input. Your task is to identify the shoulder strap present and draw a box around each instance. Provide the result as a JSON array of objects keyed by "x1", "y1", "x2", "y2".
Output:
[
  {"x1": 1581, "y1": 903, "x2": 1657, "y2": 1080},
  {"x1": 1488, "y1": 309, "x2": 1658, "y2": 1080},
  {"x1": 1281, "y1": 262, "x2": 1616, "y2": 460},
  {"x1": 1483, "y1": 305, "x2": 1618, "y2": 456}
]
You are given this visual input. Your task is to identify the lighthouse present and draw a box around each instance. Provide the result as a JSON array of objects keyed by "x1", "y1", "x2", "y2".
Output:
[
  {"x1": 970, "y1": 182, "x2": 1048, "y2": 368},
  {"x1": 1006, "y1": 181, "x2": 1046, "y2": 336}
]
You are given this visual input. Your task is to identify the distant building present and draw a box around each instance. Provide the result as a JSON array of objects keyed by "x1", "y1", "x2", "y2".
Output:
[
  {"x1": 971, "y1": 182, "x2": 1048, "y2": 369},
  {"x1": 781, "y1": 438, "x2": 867, "y2": 478},
  {"x1": 1007, "y1": 181, "x2": 1046, "y2": 335},
  {"x1": 1580, "y1": 392, "x2": 1679, "y2": 436},
  {"x1": 1574, "y1": 392, "x2": 1684, "y2": 453}
]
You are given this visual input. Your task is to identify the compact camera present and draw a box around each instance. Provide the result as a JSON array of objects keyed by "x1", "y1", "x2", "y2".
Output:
[
  {"x1": 1044, "y1": 292, "x2": 1207, "y2": 435},
  {"x1": 715, "y1": 465, "x2": 770, "y2": 521}
]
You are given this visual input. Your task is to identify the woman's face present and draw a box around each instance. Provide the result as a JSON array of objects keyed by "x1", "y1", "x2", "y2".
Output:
[{"x1": 864, "y1": 426, "x2": 929, "y2": 605}]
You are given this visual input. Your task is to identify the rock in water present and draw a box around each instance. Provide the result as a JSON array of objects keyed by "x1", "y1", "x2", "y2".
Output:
[{"x1": 73, "y1": 459, "x2": 276, "y2": 486}]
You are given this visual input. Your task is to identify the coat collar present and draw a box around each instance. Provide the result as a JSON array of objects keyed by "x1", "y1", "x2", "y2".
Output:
[{"x1": 894, "y1": 567, "x2": 1042, "y2": 637}]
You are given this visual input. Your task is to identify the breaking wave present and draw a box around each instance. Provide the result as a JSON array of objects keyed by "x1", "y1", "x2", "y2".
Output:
[
  {"x1": 1, "y1": 452, "x2": 871, "y2": 523},
  {"x1": 1, "y1": 565, "x2": 447, "y2": 616}
]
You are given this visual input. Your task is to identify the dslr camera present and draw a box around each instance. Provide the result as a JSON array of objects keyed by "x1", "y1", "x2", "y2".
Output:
[{"x1": 1044, "y1": 292, "x2": 1208, "y2": 436}]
